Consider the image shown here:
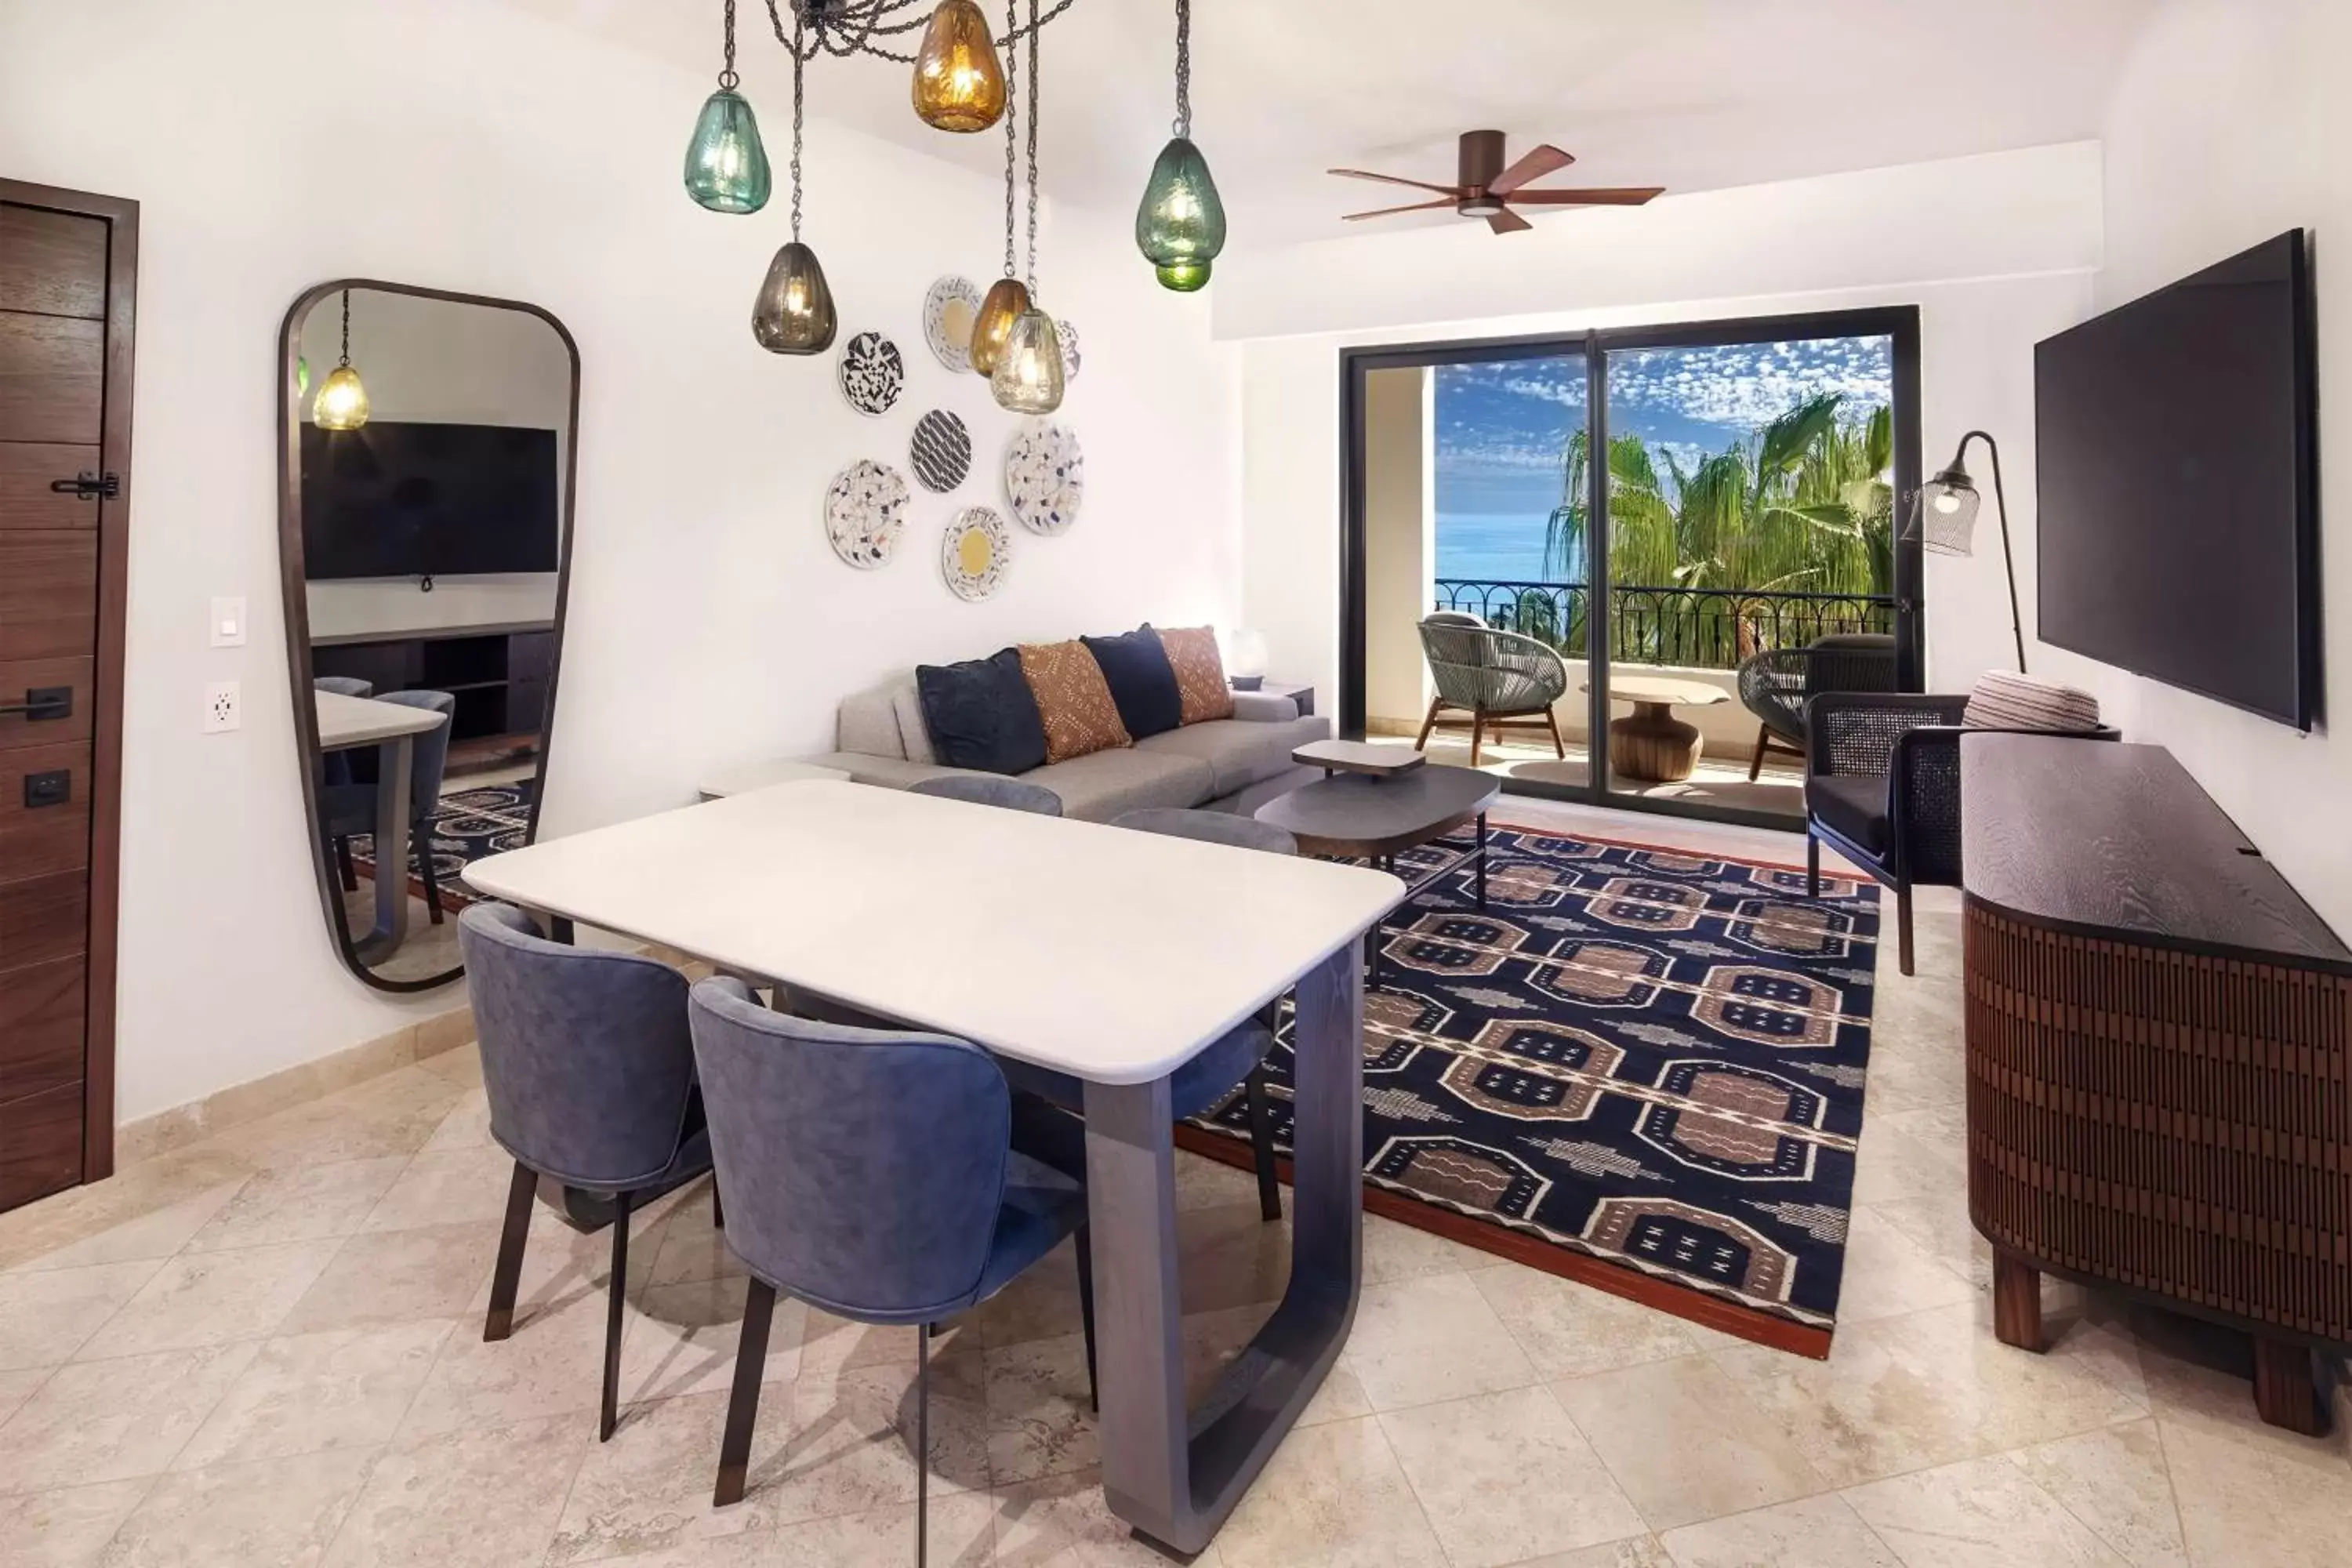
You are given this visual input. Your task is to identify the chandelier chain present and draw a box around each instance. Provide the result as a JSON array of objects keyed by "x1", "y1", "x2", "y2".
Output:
[
  {"x1": 338, "y1": 289, "x2": 351, "y2": 367},
  {"x1": 719, "y1": 0, "x2": 740, "y2": 89},
  {"x1": 1023, "y1": 0, "x2": 1039, "y2": 296},
  {"x1": 1002, "y1": 0, "x2": 1018, "y2": 278},
  {"x1": 1173, "y1": 0, "x2": 1189, "y2": 139},
  {"x1": 760, "y1": 0, "x2": 1079, "y2": 66},
  {"x1": 790, "y1": 11, "x2": 806, "y2": 239}
]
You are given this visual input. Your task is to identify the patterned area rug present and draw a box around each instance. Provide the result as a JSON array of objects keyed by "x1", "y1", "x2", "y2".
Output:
[
  {"x1": 1180, "y1": 822, "x2": 1879, "y2": 1357},
  {"x1": 349, "y1": 779, "x2": 536, "y2": 912}
]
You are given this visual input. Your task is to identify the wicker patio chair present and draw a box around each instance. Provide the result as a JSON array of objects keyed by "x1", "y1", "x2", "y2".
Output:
[
  {"x1": 1414, "y1": 612, "x2": 1570, "y2": 767},
  {"x1": 1735, "y1": 632, "x2": 1900, "y2": 781}
]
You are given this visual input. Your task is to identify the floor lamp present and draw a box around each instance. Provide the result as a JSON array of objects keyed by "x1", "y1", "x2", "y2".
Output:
[{"x1": 1911, "y1": 430, "x2": 2026, "y2": 672}]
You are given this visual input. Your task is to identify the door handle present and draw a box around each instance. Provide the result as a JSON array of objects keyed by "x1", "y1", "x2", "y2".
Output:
[
  {"x1": 48, "y1": 471, "x2": 121, "y2": 501},
  {"x1": 0, "y1": 687, "x2": 71, "y2": 720}
]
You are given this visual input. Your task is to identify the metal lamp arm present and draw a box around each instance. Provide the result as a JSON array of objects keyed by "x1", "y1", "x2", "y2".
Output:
[{"x1": 1952, "y1": 429, "x2": 2027, "y2": 674}]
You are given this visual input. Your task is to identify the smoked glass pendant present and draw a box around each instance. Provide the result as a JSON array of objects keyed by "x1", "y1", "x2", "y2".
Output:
[
  {"x1": 969, "y1": 277, "x2": 1030, "y2": 376},
  {"x1": 912, "y1": 0, "x2": 1007, "y2": 133},
  {"x1": 751, "y1": 241, "x2": 837, "y2": 354},
  {"x1": 990, "y1": 308, "x2": 1065, "y2": 414},
  {"x1": 1134, "y1": 136, "x2": 1225, "y2": 292},
  {"x1": 684, "y1": 89, "x2": 772, "y2": 214}
]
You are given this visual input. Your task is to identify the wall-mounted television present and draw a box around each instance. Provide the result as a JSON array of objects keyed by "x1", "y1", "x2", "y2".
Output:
[
  {"x1": 2034, "y1": 230, "x2": 2318, "y2": 730},
  {"x1": 302, "y1": 420, "x2": 560, "y2": 580}
]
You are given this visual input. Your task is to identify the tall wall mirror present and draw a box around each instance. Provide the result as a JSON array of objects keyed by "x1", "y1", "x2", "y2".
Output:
[{"x1": 278, "y1": 281, "x2": 579, "y2": 991}]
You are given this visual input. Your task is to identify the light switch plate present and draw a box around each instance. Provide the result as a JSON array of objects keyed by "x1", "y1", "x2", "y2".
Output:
[
  {"x1": 202, "y1": 680, "x2": 241, "y2": 734},
  {"x1": 209, "y1": 596, "x2": 247, "y2": 648}
]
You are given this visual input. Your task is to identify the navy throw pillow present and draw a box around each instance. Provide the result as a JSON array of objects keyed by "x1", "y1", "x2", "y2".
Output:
[
  {"x1": 915, "y1": 648, "x2": 1048, "y2": 775},
  {"x1": 1080, "y1": 626, "x2": 1184, "y2": 739}
]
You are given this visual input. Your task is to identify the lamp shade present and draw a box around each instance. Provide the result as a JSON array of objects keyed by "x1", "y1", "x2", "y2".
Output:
[
  {"x1": 751, "y1": 241, "x2": 837, "y2": 354},
  {"x1": 1225, "y1": 627, "x2": 1269, "y2": 681},
  {"x1": 969, "y1": 277, "x2": 1030, "y2": 376},
  {"x1": 1915, "y1": 466, "x2": 1982, "y2": 557},
  {"x1": 911, "y1": 0, "x2": 1006, "y2": 132},
  {"x1": 313, "y1": 364, "x2": 369, "y2": 430},
  {"x1": 990, "y1": 308, "x2": 1065, "y2": 414},
  {"x1": 683, "y1": 89, "x2": 772, "y2": 214},
  {"x1": 1134, "y1": 136, "x2": 1226, "y2": 292}
]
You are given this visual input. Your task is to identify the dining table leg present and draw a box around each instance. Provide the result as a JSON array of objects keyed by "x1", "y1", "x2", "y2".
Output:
[
  {"x1": 351, "y1": 734, "x2": 414, "y2": 963},
  {"x1": 1083, "y1": 936, "x2": 1366, "y2": 1557}
]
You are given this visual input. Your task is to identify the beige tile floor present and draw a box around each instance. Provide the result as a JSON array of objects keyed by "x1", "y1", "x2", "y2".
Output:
[{"x1": 2, "y1": 800, "x2": 2347, "y2": 1566}]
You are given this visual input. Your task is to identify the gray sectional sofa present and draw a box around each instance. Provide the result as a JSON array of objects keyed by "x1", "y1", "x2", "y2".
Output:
[{"x1": 802, "y1": 677, "x2": 1330, "y2": 821}]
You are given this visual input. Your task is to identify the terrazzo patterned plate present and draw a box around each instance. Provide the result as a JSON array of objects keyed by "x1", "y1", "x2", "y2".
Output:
[
  {"x1": 1004, "y1": 420, "x2": 1084, "y2": 535},
  {"x1": 941, "y1": 506, "x2": 1011, "y2": 601},
  {"x1": 1056, "y1": 318, "x2": 1080, "y2": 383},
  {"x1": 837, "y1": 331, "x2": 905, "y2": 416},
  {"x1": 923, "y1": 275, "x2": 983, "y2": 373},
  {"x1": 910, "y1": 408, "x2": 973, "y2": 493},
  {"x1": 823, "y1": 459, "x2": 909, "y2": 569}
]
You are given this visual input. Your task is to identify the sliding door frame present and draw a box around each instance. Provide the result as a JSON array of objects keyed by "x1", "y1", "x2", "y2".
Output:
[{"x1": 1338, "y1": 304, "x2": 1922, "y2": 833}]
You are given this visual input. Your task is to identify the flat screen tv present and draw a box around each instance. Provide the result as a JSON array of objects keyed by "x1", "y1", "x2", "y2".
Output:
[
  {"x1": 302, "y1": 420, "x2": 560, "y2": 580},
  {"x1": 2035, "y1": 230, "x2": 2318, "y2": 729}
]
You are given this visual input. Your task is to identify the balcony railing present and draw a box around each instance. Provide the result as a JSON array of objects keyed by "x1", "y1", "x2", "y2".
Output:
[{"x1": 1432, "y1": 579, "x2": 1896, "y2": 670}]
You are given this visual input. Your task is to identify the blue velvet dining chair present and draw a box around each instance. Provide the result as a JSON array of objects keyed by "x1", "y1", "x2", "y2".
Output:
[
  {"x1": 312, "y1": 676, "x2": 375, "y2": 887},
  {"x1": 909, "y1": 773, "x2": 1064, "y2": 815},
  {"x1": 457, "y1": 903, "x2": 715, "y2": 1442},
  {"x1": 321, "y1": 688, "x2": 457, "y2": 923},
  {"x1": 687, "y1": 976, "x2": 1095, "y2": 1564}
]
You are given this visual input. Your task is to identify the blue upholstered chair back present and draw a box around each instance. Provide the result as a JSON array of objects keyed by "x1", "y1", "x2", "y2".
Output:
[
  {"x1": 1112, "y1": 807, "x2": 1297, "y2": 856},
  {"x1": 909, "y1": 774, "x2": 1063, "y2": 815},
  {"x1": 457, "y1": 903, "x2": 699, "y2": 1191},
  {"x1": 378, "y1": 689, "x2": 456, "y2": 825},
  {"x1": 688, "y1": 975, "x2": 1014, "y2": 1323},
  {"x1": 313, "y1": 675, "x2": 374, "y2": 698}
]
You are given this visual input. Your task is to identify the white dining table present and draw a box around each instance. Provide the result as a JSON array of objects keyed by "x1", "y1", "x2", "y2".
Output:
[
  {"x1": 314, "y1": 689, "x2": 448, "y2": 960},
  {"x1": 463, "y1": 780, "x2": 1403, "y2": 1554}
]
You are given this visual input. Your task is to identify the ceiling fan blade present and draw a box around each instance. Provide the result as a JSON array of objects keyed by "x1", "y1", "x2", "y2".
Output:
[
  {"x1": 1486, "y1": 207, "x2": 1534, "y2": 235},
  {"x1": 1327, "y1": 167, "x2": 1464, "y2": 198},
  {"x1": 1508, "y1": 187, "x2": 1668, "y2": 206},
  {"x1": 1343, "y1": 198, "x2": 1459, "y2": 222},
  {"x1": 1486, "y1": 143, "x2": 1574, "y2": 197}
]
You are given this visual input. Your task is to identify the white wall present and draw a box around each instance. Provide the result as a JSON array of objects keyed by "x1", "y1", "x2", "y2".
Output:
[
  {"x1": 0, "y1": 0, "x2": 1238, "y2": 1122},
  {"x1": 2052, "y1": 0, "x2": 2352, "y2": 934},
  {"x1": 1362, "y1": 366, "x2": 1432, "y2": 728},
  {"x1": 1230, "y1": 144, "x2": 2103, "y2": 716}
]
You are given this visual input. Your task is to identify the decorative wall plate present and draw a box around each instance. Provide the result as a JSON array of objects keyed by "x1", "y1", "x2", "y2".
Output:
[
  {"x1": 1004, "y1": 420, "x2": 1084, "y2": 536},
  {"x1": 1055, "y1": 318, "x2": 1081, "y2": 383},
  {"x1": 941, "y1": 506, "x2": 1011, "y2": 601},
  {"x1": 824, "y1": 459, "x2": 909, "y2": 569},
  {"x1": 923, "y1": 276, "x2": 983, "y2": 373},
  {"x1": 909, "y1": 408, "x2": 973, "y2": 493},
  {"x1": 837, "y1": 332, "x2": 905, "y2": 416}
]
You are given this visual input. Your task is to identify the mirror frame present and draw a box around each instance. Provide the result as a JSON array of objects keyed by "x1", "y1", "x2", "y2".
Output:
[{"x1": 276, "y1": 278, "x2": 583, "y2": 993}]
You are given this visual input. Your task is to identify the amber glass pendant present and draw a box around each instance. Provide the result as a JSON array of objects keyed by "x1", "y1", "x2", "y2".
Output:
[
  {"x1": 751, "y1": 241, "x2": 837, "y2": 354},
  {"x1": 314, "y1": 363, "x2": 370, "y2": 430},
  {"x1": 991, "y1": 308, "x2": 1065, "y2": 414},
  {"x1": 969, "y1": 277, "x2": 1030, "y2": 376},
  {"x1": 912, "y1": 0, "x2": 1007, "y2": 132}
]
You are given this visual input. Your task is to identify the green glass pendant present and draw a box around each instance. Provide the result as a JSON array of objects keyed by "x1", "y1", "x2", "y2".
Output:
[
  {"x1": 684, "y1": 89, "x2": 772, "y2": 214},
  {"x1": 1134, "y1": 136, "x2": 1225, "y2": 292}
]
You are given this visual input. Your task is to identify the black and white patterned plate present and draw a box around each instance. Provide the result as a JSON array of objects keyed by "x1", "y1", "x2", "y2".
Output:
[
  {"x1": 837, "y1": 332, "x2": 905, "y2": 416},
  {"x1": 909, "y1": 409, "x2": 972, "y2": 493},
  {"x1": 1004, "y1": 420, "x2": 1084, "y2": 535},
  {"x1": 1056, "y1": 318, "x2": 1080, "y2": 383},
  {"x1": 823, "y1": 459, "x2": 909, "y2": 569}
]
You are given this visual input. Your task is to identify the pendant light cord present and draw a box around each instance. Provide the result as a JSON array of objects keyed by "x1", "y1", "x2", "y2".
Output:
[
  {"x1": 338, "y1": 289, "x2": 351, "y2": 368},
  {"x1": 1023, "y1": 0, "x2": 1040, "y2": 297},
  {"x1": 720, "y1": 0, "x2": 739, "y2": 89},
  {"x1": 1002, "y1": 0, "x2": 1018, "y2": 281},
  {"x1": 789, "y1": 12, "x2": 806, "y2": 241},
  {"x1": 1173, "y1": 0, "x2": 1189, "y2": 139}
]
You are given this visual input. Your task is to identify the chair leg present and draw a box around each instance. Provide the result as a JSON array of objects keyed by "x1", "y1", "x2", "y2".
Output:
[
  {"x1": 1749, "y1": 724, "x2": 1769, "y2": 783},
  {"x1": 1544, "y1": 706, "x2": 1567, "y2": 760},
  {"x1": 1073, "y1": 1225, "x2": 1099, "y2": 1414},
  {"x1": 1469, "y1": 711, "x2": 1486, "y2": 768},
  {"x1": 1414, "y1": 695, "x2": 1443, "y2": 752},
  {"x1": 334, "y1": 836, "x2": 358, "y2": 892},
  {"x1": 916, "y1": 1317, "x2": 931, "y2": 1568},
  {"x1": 1896, "y1": 884, "x2": 1915, "y2": 976},
  {"x1": 713, "y1": 1279, "x2": 776, "y2": 1506},
  {"x1": 1245, "y1": 1065, "x2": 1283, "y2": 1223},
  {"x1": 710, "y1": 1178, "x2": 724, "y2": 1232},
  {"x1": 416, "y1": 839, "x2": 445, "y2": 925},
  {"x1": 483, "y1": 1160, "x2": 535, "y2": 1342},
  {"x1": 1806, "y1": 832, "x2": 1820, "y2": 898},
  {"x1": 600, "y1": 1191, "x2": 632, "y2": 1442}
]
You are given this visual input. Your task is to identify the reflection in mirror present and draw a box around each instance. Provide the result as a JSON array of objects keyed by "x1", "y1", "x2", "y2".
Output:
[{"x1": 281, "y1": 283, "x2": 579, "y2": 991}]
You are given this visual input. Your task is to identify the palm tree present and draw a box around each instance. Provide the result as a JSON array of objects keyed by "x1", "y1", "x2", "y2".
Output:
[{"x1": 1537, "y1": 393, "x2": 1893, "y2": 661}]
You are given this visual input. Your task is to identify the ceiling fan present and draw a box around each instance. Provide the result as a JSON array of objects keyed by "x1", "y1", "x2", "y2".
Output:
[{"x1": 1330, "y1": 130, "x2": 1664, "y2": 234}]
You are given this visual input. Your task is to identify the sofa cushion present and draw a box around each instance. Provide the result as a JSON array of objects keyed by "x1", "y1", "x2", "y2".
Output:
[
  {"x1": 1023, "y1": 748, "x2": 1213, "y2": 822},
  {"x1": 1018, "y1": 641, "x2": 1132, "y2": 763},
  {"x1": 1156, "y1": 626, "x2": 1236, "y2": 724},
  {"x1": 1808, "y1": 772, "x2": 1889, "y2": 855},
  {"x1": 1962, "y1": 671, "x2": 2101, "y2": 732},
  {"x1": 1133, "y1": 713, "x2": 1330, "y2": 798},
  {"x1": 916, "y1": 649, "x2": 1047, "y2": 775},
  {"x1": 837, "y1": 683, "x2": 909, "y2": 762},
  {"x1": 1080, "y1": 626, "x2": 1184, "y2": 739},
  {"x1": 889, "y1": 682, "x2": 938, "y2": 765}
]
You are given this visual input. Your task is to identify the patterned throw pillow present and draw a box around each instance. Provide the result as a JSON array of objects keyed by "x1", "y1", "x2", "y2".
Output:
[
  {"x1": 1017, "y1": 641, "x2": 1133, "y2": 763},
  {"x1": 1961, "y1": 671, "x2": 2102, "y2": 731},
  {"x1": 1158, "y1": 626, "x2": 1236, "y2": 724}
]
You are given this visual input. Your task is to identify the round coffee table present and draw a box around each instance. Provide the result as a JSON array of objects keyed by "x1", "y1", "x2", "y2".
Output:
[{"x1": 1584, "y1": 676, "x2": 1730, "y2": 782}]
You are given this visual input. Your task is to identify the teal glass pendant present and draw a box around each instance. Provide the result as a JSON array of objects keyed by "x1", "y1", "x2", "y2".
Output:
[
  {"x1": 1134, "y1": 136, "x2": 1225, "y2": 292},
  {"x1": 684, "y1": 89, "x2": 772, "y2": 214}
]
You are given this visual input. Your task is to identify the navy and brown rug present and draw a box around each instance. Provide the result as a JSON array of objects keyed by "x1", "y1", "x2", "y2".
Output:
[
  {"x1": 349, "y1": 779, "x2": 536, "y2": 913},
  {"x1": 1179, "y1": 822, "x2": 1879, "y2": 1358}
]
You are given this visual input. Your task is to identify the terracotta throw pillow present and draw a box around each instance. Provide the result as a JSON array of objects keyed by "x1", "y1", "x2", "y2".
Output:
[
  {"x1": 1159, "y1": 626, "x2": 1236, "y2": 724},
  {"x1": 1017, "y1": 641, "x2": 1133, "y2": 763}
]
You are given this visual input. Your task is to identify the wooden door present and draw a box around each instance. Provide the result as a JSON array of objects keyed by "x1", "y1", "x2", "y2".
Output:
[{"x1": 0, "y1": 182, "x2": 134, "y2": 1213}]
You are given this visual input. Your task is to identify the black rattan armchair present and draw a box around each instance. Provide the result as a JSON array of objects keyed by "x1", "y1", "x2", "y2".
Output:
[
  {"x1": 1736, "y1": 633, "x2": 1898, "y2": 781},
  {"x1": 1805, "y1": 692, "x2": 2115, "y2": 974}
]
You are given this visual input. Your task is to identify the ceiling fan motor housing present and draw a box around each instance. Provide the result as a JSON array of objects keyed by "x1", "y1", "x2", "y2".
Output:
[{"x1": 1457, "y1": 129, "x2": 1507, "y2": 213}]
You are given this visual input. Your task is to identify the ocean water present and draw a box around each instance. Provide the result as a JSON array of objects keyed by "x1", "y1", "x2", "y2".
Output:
[{"x1": 1435, "y1": 513, "x2": 1563, "y2": 584}]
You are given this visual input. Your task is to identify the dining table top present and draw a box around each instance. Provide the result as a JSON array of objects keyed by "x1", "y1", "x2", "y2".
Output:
[
  {"x1": 463, "y1": 781, "x2": 1404, "y2": 1085},
  {"x1": 313, "y1": 689, "x2": 450, "y2": 750}
]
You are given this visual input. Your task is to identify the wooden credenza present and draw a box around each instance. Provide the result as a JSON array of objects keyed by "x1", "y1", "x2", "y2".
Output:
[{"x1": 1960, "y1": 733, "x2": 2352, "y2": 1434}]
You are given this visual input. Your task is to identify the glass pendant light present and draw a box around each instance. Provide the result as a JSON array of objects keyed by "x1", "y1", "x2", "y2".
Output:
[
  {"x1": 970, "y1": 277, "x2": 1030, "y2": 376},
  {"x1": 313, "y1": 290, "x2": 370, "y2": 431},
  {"x1": 991, "y1": 307, "x2": 1064, "y2": 414},
  {"x1": 912, "y1": 0, "x2": 1006, "y2": 133},
  {"x1": 1135, "y1": 0, "x2": 1224, "y2": 291},
  {"x1": 751, "y1": 24, "x2": 837, "y2": 354},
  {"x1": 684, "y1": 1, "x2": 771, "y2": 213}
]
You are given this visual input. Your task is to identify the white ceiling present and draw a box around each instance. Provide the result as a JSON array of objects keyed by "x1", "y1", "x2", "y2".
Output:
[{"x1": 510, "y1": 0, "x2": 2157, "y2": 246}]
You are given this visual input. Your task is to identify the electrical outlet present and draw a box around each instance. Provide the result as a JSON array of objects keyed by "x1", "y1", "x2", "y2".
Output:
[
  {"x1": 209, "y1": 596, "x2": 247, "y2": 648},
  {"x1": 202, "y1": 680, "x2": 241, "y2": 734}
]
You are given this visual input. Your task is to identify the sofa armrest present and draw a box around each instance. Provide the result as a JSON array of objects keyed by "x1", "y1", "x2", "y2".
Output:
[{"x1": 1229, "y1": 691, "x2": 1299, "y2": 723}]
